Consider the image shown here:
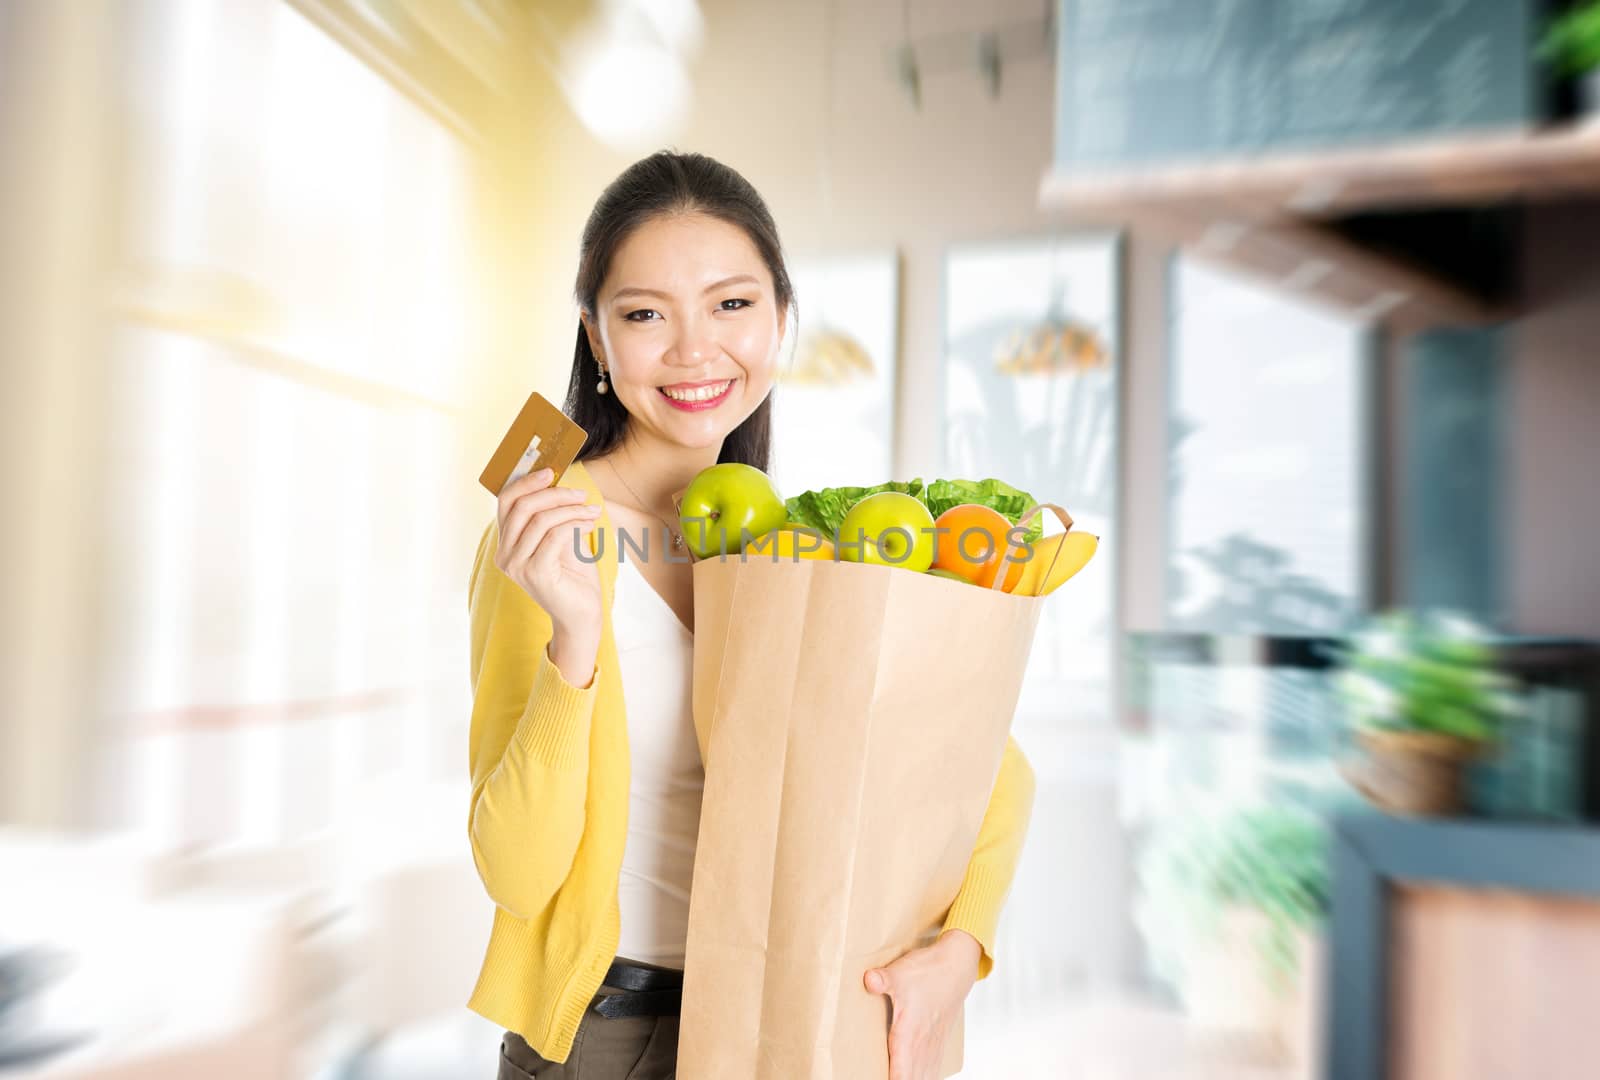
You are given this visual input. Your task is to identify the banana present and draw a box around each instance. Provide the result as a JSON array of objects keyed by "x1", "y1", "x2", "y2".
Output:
[{"x1": 1012, "y1": 531, "x2": 1099, "y2": 597}]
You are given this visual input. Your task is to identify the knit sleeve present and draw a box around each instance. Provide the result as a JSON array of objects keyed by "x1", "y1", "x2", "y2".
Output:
[
  {"x1": 465, "y1": 518, "x2": 600, "y2": 920},
  {"x1": 939, "y1": 735, "x2": 1036, "y2": 980}
]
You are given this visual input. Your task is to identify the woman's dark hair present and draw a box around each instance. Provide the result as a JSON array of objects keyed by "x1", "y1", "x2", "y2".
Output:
[{"x1": 563, "y1": 151, "x2": 793, "y2": 472}]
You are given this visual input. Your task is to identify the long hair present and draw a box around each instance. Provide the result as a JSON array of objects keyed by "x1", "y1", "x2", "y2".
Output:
[{"x1": 563, "y1": 151, "x2": 793, "y2": 472}]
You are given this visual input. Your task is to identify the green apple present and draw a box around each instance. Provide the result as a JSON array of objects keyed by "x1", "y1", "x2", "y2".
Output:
[
  {"x1": 838, "y1": 491, "x2": 936, "y2": 572},
  {"x1": 678, "y1": 463, "x2": 787, "y2": 560}
]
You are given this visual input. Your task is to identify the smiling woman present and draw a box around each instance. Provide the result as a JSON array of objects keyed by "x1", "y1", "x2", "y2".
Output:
[
  {"x1": 465, "y1": 152, "x2": 1034, "y2": 1080},
  {"x1": 595, "y1": 254, "x2": 774, "y2": 423},
  {"x1": 564, "y1": 156, "x2": 792, "y2": 474}
]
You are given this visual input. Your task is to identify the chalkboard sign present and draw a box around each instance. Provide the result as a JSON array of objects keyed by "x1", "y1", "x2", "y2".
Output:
[{"x1": 1055, "y1": 0, "x2": 1539, "y2": 169}]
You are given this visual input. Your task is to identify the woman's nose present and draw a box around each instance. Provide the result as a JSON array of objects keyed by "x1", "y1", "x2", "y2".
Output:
[{"x1": 667, "y1": 315, "x2": 718, "y2": 367}]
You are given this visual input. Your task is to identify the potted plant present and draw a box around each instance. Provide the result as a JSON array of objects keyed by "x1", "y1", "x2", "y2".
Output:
[
  {"x1": 1137, "y1": 806, "x2": 1329, "y2": 1062},
  {"x1": 1333, "y1": 611, "x2": 1520, "y2": 817},
  {"x1": 1541, "y1": 1, "x2": 1600, "y2": 120}
]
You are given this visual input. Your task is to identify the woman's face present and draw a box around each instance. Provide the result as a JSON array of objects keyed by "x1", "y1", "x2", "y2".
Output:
[{"x1": 583, "y1": 212, "x2": 785, "y2": 453}]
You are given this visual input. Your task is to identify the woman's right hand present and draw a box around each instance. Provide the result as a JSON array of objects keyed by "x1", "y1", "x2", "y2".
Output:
[{"x1": 495, "y1": 468, "x2": 604, "y2": 685}]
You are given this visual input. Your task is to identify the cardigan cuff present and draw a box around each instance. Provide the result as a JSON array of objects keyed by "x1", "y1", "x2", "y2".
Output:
[
  {"x1": 940, "y1": 861, "x2": 1007, "y2": 980},
  {"x1": 512, "y1": 648, "x2": 599, "y2": 770}
]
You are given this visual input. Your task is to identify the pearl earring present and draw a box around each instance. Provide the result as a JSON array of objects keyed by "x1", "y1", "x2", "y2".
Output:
[{"x1": 596, "y1": 363, "x2": 609, "y2": 395}]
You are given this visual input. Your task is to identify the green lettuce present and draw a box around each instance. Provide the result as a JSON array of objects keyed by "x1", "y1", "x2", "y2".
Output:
[
  {"x1": 923, "y1": 478, "x2": 1043, "y2": 543},
  {"x1": 783, "y1": 479, "x2": 924, "y2": 534},
  {"x1": 784, "y1": 476, "x2": 1043, "y2": 544}
]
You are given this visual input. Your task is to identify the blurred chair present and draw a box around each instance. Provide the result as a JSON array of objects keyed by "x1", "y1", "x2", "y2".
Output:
[{"x1": 0, "y1": 830, "x2": 316, "y2": 1079}]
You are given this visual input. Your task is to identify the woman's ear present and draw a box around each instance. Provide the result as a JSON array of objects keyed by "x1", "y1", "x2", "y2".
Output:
[{"x1": 579, "y1": 311, "x2": 604, "y2": 363}]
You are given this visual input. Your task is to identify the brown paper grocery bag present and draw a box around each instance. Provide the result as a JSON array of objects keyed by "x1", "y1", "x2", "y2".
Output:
[{"x1": 678, "y1": 535, "x2": 1053, "y2": 1079}]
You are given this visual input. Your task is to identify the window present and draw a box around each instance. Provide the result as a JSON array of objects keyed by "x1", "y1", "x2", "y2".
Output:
[
  {"x1": 769, "y1": 254, "x2": 899, "y2": 496},
  {"x1": 943, "y1": 235, "x2": 1123, "y2": 1016},
  {"x1": 944, "y1": 237, "x2": 1121, "y2": 727},
  {"x1": 1166, "y1": 256, "x2": 1373, "y2": 635},
  {"x1": 103, "y1": 0, "x2": 476, "y2": 849}
]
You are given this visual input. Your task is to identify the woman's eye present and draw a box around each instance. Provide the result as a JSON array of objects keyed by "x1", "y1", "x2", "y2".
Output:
[
  {"x1": 719, "y1": 298, "x2": 753, "y2": 311},
  {"x1": 624, "y1": 309, "x2": 660, "y2": 322}
]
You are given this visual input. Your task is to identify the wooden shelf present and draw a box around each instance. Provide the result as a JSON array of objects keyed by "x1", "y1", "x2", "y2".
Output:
[
  {"x1": 1040, "y1": 124, "x2": 1600, "y2": 332},
  {"x1": 1042, "y1": 124, "x2": 1600, "y2": 220}
]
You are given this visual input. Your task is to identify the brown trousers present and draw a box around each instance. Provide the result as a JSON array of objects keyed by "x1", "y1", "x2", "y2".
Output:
[{"x1": 497, "y1": 991, "x2": 679, "y2": 1080}]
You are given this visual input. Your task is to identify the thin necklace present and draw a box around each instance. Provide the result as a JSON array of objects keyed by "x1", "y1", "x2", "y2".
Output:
[{"x1": 604, "y1": 457, "x2": 686, "y2": 552}]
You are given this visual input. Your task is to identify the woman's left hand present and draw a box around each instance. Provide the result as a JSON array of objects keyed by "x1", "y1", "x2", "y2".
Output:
[{"x1": 863, "y1": 928, "x2": 982, "y2": 1080}]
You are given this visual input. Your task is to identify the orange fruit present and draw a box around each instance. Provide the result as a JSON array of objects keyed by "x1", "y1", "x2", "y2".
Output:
[{"x1": 932, "y1": 504, "x2": 1026, "y2": 591}]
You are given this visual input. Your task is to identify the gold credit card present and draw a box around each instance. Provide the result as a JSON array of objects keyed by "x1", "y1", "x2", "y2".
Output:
[{"x1": 478, "y1": 391, "x2": 589, "y2": 496}]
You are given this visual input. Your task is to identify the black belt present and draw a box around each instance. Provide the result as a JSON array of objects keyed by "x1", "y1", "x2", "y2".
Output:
[{"x1": 591, "y1": 958, "x2": 683, "y2": 1018}]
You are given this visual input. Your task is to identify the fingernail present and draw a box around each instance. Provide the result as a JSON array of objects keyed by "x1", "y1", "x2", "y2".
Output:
[{"x1": 534, "y1": 468, "x2": 553, "y2": 481}]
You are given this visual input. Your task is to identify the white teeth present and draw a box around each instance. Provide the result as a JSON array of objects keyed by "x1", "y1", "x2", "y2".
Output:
[{"x1": 662, "y1": 380, "x2": 732, "y2": 402}]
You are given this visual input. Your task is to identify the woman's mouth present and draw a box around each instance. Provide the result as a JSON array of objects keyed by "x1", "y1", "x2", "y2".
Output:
[{"x1": 659, "y1": 379, "x2": 735, "y2": 411}]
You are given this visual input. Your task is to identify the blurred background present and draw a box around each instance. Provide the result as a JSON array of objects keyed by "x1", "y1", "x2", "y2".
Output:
[{"x1": 4, "y1": 0, "x2": 1600, "y2": 1076}]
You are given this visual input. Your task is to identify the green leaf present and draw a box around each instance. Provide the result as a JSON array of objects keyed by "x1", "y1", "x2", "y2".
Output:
[
  {"x1": 1540, "y1": 3, "x2": 1600, "y2": 75},
  {"x1": 1137, "y1": 805, "x2": 1330, "y2": 993},
  {"x1": 783, "y1": 479, "x2": 925, "y2": 534},
  {"x1": 783, "y1": 476, "x2": 1046, "y2": 543},
  {"x1": 1333, "y1": 609, "x2": 1516, "y2": 741},
  {"x1": 923, "y1": 477, "x2": 1045, "y2": 543}
]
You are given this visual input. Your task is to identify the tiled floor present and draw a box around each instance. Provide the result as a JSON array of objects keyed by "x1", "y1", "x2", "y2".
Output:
[
  {"x1": 959, "y1": 997, "x2": 1311, "y2": 1078},
  {"x1": 332, "y1": 996, "x2": 1313, "y2": 1080}
]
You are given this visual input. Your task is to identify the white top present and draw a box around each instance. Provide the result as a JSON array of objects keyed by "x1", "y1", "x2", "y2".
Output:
[{"x1": 611, "y1": 557, "x2": 702, "y2": 969}]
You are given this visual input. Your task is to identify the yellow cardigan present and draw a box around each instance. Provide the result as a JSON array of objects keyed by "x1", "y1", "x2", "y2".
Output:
[{"x1": 465, "y1": 461, "x2": 1036, "y2": 1064}]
